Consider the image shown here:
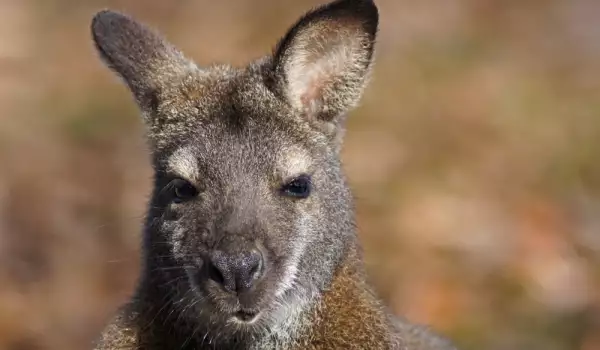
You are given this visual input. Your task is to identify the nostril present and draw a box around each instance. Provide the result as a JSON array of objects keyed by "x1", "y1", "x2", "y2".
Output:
[
  {"x1": 249, "y1": 261, "x2": 260, "y2": 280},
  {"x1": 207, "y1": 252, "x2": 237, "y2": 292},
  {"x1": 248, "y1": 250, "x2": 263, "y2": 280},
  {"x1": 207, "y1": 261, "x2": 225, "y2": 286},
  {"x1": 235, "y1": 250, "x2": 264, "y2": 291}
]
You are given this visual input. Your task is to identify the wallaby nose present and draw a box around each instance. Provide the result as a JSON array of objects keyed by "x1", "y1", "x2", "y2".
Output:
[{"x1": 207, "y1": 249, "x2": 263, "y2": 293}]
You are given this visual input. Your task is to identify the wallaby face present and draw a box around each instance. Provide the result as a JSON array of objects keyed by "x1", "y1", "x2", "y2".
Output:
[{"x1": 92, "y1": 0, "x2": 378, "y2": 341}]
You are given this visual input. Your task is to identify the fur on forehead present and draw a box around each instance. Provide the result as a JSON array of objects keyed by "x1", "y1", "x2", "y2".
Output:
[
  {"x1": 147, "y1": 62, "x2": 330, "y2": 154},
  {"x1": 142, "y1": 64, "x2": 239, "y2": 151}
]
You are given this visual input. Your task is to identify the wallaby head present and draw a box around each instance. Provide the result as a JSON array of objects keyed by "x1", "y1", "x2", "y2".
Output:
[{"x1": 91, "y1": 0, "x2": 378, "y2": 343}]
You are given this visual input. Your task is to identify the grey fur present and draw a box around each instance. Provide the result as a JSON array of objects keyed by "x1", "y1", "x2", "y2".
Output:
[{"x1": 91, "y1": 0, "x2": 458, "y2": 349}]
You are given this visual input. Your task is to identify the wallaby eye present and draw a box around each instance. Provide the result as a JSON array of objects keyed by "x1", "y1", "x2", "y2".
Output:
[
  {"x1": 281, "y1": 175, "x2": 312, "y2": 199},
  {"x1": 171, "y1": 178, "x2": 198, "y2": 203}
]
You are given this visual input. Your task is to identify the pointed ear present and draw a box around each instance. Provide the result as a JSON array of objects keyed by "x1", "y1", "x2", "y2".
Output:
[
  {"x1": 270, "y1": 0, "x2": 379, "y2": 131},
  {"x1": 91, "y1": 10, "x2": 196, "y2": 112}
]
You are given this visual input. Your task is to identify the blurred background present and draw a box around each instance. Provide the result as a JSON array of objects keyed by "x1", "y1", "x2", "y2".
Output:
[{"x1": 1, "y1": 0, "x2": 600, "y2": 349}]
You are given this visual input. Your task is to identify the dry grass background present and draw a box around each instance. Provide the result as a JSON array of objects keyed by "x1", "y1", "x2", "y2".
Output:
[{"x1": 1, "y1": 0, "x2": 600, "y2": 349}]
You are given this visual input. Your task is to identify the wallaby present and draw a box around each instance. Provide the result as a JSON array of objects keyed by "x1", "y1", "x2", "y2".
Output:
[{"x1": 90, "y1": 0, "x2": 458, "y2": 349}]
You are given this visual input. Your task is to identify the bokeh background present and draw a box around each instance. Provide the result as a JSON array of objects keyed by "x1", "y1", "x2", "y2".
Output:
[{"x1": 1, "y1": 0, "x2": 600, "y2": 349}]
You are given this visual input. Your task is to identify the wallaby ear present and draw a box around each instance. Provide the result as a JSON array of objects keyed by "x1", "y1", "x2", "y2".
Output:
[
  {"x1": 91, "y1": 10, "x2": 196, "y2": 111},
  {"x1": 271, "y1": 0, "x2": 378, "y2": 130}
]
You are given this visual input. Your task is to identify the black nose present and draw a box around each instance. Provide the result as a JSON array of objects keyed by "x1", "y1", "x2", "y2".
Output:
[{"x1": 207, "y1": 249, "x2": 264, "y2": 293}]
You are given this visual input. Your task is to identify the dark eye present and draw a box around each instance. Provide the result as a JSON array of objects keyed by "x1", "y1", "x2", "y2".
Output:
[
  {"x1": 281, "y1": 175, "x2": 312, "y2": 199},
  {"x1": 172, "y1": 178, "x2": 198, "y2": 203}
]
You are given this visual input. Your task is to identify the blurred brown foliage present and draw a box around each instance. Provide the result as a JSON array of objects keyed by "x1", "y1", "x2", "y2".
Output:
[{"x1": 1, "y1": 0, "x2": 600, "y2": 349}]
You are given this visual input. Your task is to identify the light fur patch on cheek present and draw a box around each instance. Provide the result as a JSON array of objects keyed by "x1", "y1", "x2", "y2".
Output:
[
  {"x1": 275, "y1": 213, "x2": 311, "y2": 298},
  {"x1": 160, "y1": 220, "x2": 185, "y2": 255},
  {"x1": 167, "y1": 146, "x2": 199, "y2": 181}
]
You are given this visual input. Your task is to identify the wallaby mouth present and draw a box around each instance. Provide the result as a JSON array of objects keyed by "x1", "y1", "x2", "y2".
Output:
[{"x1": 233, "y1": 309, "x2": 261, "y2": 323}]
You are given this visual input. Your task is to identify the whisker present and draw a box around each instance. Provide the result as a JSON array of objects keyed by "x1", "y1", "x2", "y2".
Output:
[{"x1": 150, "y1": 265, "x2": 195, "y2": 272}]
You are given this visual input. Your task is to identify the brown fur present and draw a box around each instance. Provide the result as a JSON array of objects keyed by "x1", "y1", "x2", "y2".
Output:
[
  {"x1": 292, "y1": 245, "x2": 401, "y2": 349},
  {"x1": 94, "y1": 243, "x2": 455, "y2": 349},
  {"x1": 90, "y1": 0, "x2": 458, "y2": 349}
]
